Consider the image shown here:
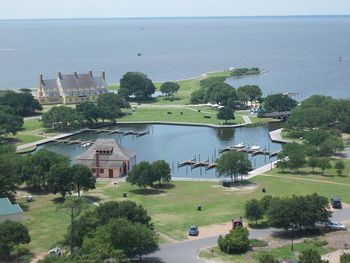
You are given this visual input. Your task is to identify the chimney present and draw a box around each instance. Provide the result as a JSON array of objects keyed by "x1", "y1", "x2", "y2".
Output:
[
  {"x1": 57, "y1": 71, "x2": 62, "y2": 80},
  {"x1": 101, "y1": 70, "x2": 106, "y2": 81},
  {"x1": 95, "y1": 151, "x2": 100, "y2": 177},
  {"x1": 74, "y1": 71, "x2": 78, "y2": 78},
  {"x1": 39, "y1": 73, "x2": 43, "y2": 85},
  {"x1": 89, "y1": 70, "x2": 93, "y2": 77}
]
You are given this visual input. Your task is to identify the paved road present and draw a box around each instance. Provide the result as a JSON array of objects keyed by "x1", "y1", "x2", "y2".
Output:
[{"x1": 148, "y1": 208, "x2": 350, "y2": 263}]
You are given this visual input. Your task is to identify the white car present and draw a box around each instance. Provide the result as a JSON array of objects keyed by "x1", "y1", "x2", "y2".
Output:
[
  {"x1": 48, "y1": 247, "x2": 62, "y2": 256},
  {"x1": 325, "y1": 221, "x2": 347, "y2": 231}
]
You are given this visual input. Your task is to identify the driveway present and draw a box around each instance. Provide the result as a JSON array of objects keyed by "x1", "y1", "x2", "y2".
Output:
[{"x1": 148, "y1": 207, "x2": 350, "y2": 263}]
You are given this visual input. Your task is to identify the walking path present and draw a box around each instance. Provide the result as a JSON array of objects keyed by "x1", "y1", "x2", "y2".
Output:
[
  {"x1": 242, "y1": 115, "x2": 252, "y2": 124},
  {"x1": 269, "y1": 128, "x2": 288, "y2": 143}
]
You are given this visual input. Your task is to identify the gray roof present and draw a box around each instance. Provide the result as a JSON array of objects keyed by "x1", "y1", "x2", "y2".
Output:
[
  {"x1": 75, "y1": 138, "x2": 136, "y2": 165},
  {"x1": 0, "y1": 198, "x2": 23, "y2": 216}
]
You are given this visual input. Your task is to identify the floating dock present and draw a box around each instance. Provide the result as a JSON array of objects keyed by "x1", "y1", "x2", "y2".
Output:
[
  {"x1": 178, "y1": 158, "x2": 217, "y2": 170},
  {"x1": 219, "y1": 146, "x2": 280, "y2": 157},
  {"x1": 85, "y1": 128, "x2": 149, "y2": 137}
]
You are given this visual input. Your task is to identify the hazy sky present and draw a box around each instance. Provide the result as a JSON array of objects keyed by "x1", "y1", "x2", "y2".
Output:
[{"x1": 1, "y1": 0, "x2": 350, "y2": 19}]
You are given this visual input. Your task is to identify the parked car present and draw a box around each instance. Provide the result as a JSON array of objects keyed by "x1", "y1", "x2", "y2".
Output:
[
  {"x1": 188, "y1": 226, "x2": 199, "y2": 236},
  {"x1": 331, "y1": 196, "x2": 342, "y2": 209},
  {"x1": 325, "y1": 221, "x2": 347, "y2": 231},
  {"x1": 48, "y1": 247, "x2": 62, "y2": 256},
  {"x1": 25, "y1": 194, "x2": 33, "y2": 202}
]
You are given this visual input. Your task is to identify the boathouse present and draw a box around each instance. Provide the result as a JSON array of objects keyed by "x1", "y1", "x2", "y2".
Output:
[
  {"x1": 0, "y1": 198, "x2": 23, "y2": 222},
  {"x1": 36, "y1": 70, "x2": 108, "y2": 105},
  {"x1": 75, "y1": 138, "x2": 136, "y2": 178}
]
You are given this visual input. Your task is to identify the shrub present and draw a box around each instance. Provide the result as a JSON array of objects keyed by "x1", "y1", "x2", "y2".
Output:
[
  {"x1": 259, "y1": 253, "x2": 278, "y2": 263},
  {"x1": 250, "y1": 239, "x2": 268, "y2": 247},
  {"x1": 217, "y1": 227, "x2": 250, "y2": 254}
]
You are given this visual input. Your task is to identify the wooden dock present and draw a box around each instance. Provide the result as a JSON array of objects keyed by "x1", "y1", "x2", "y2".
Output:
[
  {"x1": 85, "y1": 128, "x2": 149, "y2": 137},
  {"x1": 219, "y1": 146, "x2": 280, "y2": 157},
  {"x1": 52, "y1": 138, "x2": 94, "y2": 146},
  {"x1": 178, "y1": 158, "x2": 217, "y2": 170}
]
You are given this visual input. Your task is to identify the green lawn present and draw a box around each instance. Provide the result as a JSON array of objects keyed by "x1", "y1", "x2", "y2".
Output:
[
  {"x1": 199, "y1": 241, "x2": 332, "y2": 263},
  {"x1": 22, "y1": 119, "x2": 43, "y2": 131},
  {"x1": 15, "y1": 134, "x2": 45, "y2": 145},
  {"x1": 117, "y1": 107, "x2": 244, "y2": 126}
]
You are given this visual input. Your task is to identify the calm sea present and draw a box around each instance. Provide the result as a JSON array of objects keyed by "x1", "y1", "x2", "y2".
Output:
[{"x1": 1, "y1": 17, "x2": 350, "y2": 99}]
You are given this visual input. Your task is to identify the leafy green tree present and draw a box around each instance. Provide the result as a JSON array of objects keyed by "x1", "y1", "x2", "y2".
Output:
[
  {"x1": 119, "y1": 72, "x2": 156, "y2": 101},
  {"x1": 71, "y1": 164, "x2": 96, "y2": 197},
  {"x1": 308, "y1": 157, "x2": 319, "y2": 173},
  {"x1": 207, "y1": 82, "x2": 237, "y2": 106},
  {"x1": 0, "y1": 90, "x2": 42, "y2": 116},
  {"x1": 21, "y1": 149, "x2": 69, "y2": 191},
  {"x1": 263, "y1": 94, "x2": 297, "y2": 113},
  {"x1": 299, "y1": 249, "x2": 323, "y2": 263},
  {"x1": 276, "y1": 151, "x2": 288, "y2": 172},
  {"x1": 286, "y1": 107, "x2": 334, "y2": 130},
  {"x1": 218, "y1": 227, "x2": 250, "y2": 254},
  {"x1": 0, "y1": 144, "x2": 21, "y2": 201},
  {"x1": 237, "y1": 85, "x2": 262, "y2": 105},
  {"x1": 317, "y1": 158, "x2": 331, "y2": 175},
  {"x1": 75, "y1": 102, "x2": 101, "y2": 125},
  {"x1": 217, "y1": 107, "x2": 235, "y2": 124},
  {"x1": 260, "y1": 195, "x2": 273, "y2": 212},
  {"x1": 259, "y1": 254, "x2": 278, "y2": 263},
  {"x1": 216, "y1": 151, "x2": 252, "y2": 182},
  {"x1": 0, "y1": 106, "x2": 23, "y2": 137},
  {"x1": 47, "y1": 163, "x2": 74, "y2": 198},
  {"x1": 245, "y1": 199, "x2": 264, "y2": 225},
  {"x1": 282, "y1": 143, "x2": 306, "y2": 173},
  {"x1": 126, "y1": 161, "x2": 156, "y2": 189},
  {"x1": 340, "y1": 253, "x2": 350, "y2": 263},
  {"x1": 42, "y1": 106, "x2": 82, "y2": 131},
  {"x1": 335, "y1": 160, "x2": 345, "y2": 176},
  {"x1": 0, "y1": 221, "x2": 30, "y2": 260},
  {"x1": 82, "y1": 218, "x2": 158, "y2": 260},
  {"x1": 96, "y1": 93, "x2": 129, "y2": 122},
  {"x1": 160, "y1": 82, "x2": 180, "y2": 100},
  {"x1": 152, "y1": 160, "x2": 171, "y2": 185},
  {"x1": 190, "y1": 88, "x2": 207, "y2": 104},
  {"x1": 304, "y1": 129, "x2": 331, "y2": 146}
]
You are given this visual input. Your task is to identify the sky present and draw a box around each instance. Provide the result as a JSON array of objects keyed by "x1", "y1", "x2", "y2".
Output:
[{"x1": 1, "y1": 0, "x2": 350, "y2": 19}]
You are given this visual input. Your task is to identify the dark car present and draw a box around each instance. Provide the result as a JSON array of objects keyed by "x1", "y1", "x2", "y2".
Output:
[
  {"x1": 188, "y1": 226, "x2": 199, "y2": 236},
  {"x1": 331, "y1": 196, "x2": 342, "y2": 209}
]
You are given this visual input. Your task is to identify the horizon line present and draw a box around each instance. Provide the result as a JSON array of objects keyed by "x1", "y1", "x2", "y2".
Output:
[{"x1": 1, "y1": 14, "x2": 350, "y2": 21}]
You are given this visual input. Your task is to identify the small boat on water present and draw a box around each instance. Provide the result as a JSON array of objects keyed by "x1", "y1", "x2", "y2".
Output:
[
  {"x1": 251, "y1": 145, "x2": 260, "y2": 151},
  {"x1": 81, "y1": 142, "x2": 92, "y2": 148},
  {"x1": 234, "y1": 142, "x2": 245, "y2": 148}
]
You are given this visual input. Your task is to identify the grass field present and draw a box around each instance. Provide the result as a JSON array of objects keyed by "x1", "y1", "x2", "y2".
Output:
[{"x1": 199, "y1": 241, "x2": 332, "y2": 263}]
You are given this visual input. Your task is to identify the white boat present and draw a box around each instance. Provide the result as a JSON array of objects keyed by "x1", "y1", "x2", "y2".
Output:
[
  {"x1": 251, "y1": 145, "x2": 260, "y2": 151},
  {"x1": 234, "y1": 142, "x2": 245, "y2": 148},
  {"x1": 81, "y1": 142, "x2": 92, "y2": 148}
]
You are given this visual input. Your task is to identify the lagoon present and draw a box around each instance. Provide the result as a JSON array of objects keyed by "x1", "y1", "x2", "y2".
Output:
[{"x1": 38, "y1": 123, "x2": 281, "y2": 179}]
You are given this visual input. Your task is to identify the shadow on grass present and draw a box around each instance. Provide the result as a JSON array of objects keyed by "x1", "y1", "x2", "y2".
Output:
[
  {"x1": 83, "y1": 195, "x2": 102, "y2": 203},
  {"x1": 248, "y1": 221, "x2": 269, "y2": 229},
  {"x1": 271, "y1": 229, "x2": 324, "y2": 240},
  {"x1": 52, "y1": 197, "x2": 66, "y2": 204},
  {"x1": 153, "y1": 183, "x2": 175, "y2": 189},
  {"x1": 133, "y1": 257, "x2": 165, "y2": 263},
  {"x1": 129, "y1": 188, "x2": 166, "y2": 195}
]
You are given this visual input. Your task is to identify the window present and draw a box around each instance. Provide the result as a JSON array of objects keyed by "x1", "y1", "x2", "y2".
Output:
[
  {"x1": 100, "y1": 168, "x2": 104, "y2": 173},
  {"x1": 92, "y1": 168, "x2": 96, "y2": 173}
]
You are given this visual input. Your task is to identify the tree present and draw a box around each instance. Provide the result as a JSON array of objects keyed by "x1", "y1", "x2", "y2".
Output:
[
  {"x1": 126, "y1": 161, "x2": 156, "y2": 189},
  {"x1": 286, "y1": 107, "x2": 334, "y2": 130},
  {"x1": 21, "y1": 149, "x2": 69, "y2": 191},
  {"x1": 317, "y1": 158, "x2": 331, "y2": 175},
  {"x1": 218, "y1": 227, "x2": 250, "y2": 254},
  {"x1": 190, "y1": 88, "x2": 207, "y2": 104},
  {"x1": 335, "y1": 160, "x2": 345, "y2": 176},
  {"x1": 75, "y1": 102, "x2": 101, "y2": 125},
  {"x1": 298, "y1": 249, "x2": 323, "y2": 263},
  {"x1": 259, "y1": 254, "x2": 278, "y2": 263},
  {"x1": 276, "y1": 151, "x2": 288, "y2": 172},
  {"x1": 0, "y1": 90, "x2": 42, "y2": 116},
  {"x1": 71, "y1": 164, "x2": 96, "y2": 197},
  {"x1": 217, "y1": 107, "x2": 235, "y2": 124},
  {"x1": 340, "y1": 253, "x2": 350, "y2": 263},
  {"x1": 160, "y1": 82, "x2": 180, "y2": 100},
  {"x1": 119, "y1": 72, "x2": 156, "y2": 101},
  {"x1": 282, "y1": 143, "x2": 306, "y2": 173},
  {"x1": 0, "y1": 144, "x2": 21, "y2": 201},
  {"x1": 216, "y1": 151, "x2": 252, "y2": 182},
  {"x1": 260, "y1": 195, "x2": 273, "y2": 212},
  {"x1": 42, "y1": 106, "x2": 82, "y2": 131},
  {"x1": 245, "y1": 199, "x2": 264, "y2": 225},
  {"x1": 47, "y1": 163, "x2": 74, "y2": 198},
  {"x1": 263, "y1": 94, "x2": 297, "y2": 113},
  {"x1": 0, "y1": 107, "x2": 23, "y2": 137},
  {"x1": 152, "y1": 160, "x2": 171, "y2": 185},
  {"x1": 96, "y1": 93, "x2": 129, "y2": 122},
  {"x1": 82, "y1": 218, "x2": 158, "y2": 260},
  {"x1": 308, "y1": 157, "x2": 319, "y2": 173},
  {"x1": 0, "y1": 221, "x2": 30, "y2": 260},
  {"x1": 237, "y1": 85, "x2": 262, "y2": 105},
  {"x1": 207, "y1": 82, "x2": 237, "y2": 106}
]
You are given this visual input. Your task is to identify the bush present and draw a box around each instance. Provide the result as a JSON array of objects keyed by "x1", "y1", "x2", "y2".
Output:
[
  {"x1": 250, "y1": 239, "x2": 268, "y2": 247},
  {"x1": 259, "y1": 253, "x2": 278, "y2": 263},
  {"x1": 304, "y1": 237, "x2": 328, "y2": 247},
  {"x1": 340, "y1": 253, "x2": 350, "y2": 263},
  {"x1": 218, "y1": 227, "x2": 250, "y2": 254}
]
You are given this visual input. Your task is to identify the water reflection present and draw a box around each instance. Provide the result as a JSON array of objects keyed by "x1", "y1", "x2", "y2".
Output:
[{"x1": 38, "y1": 124, "x2": 281, "y2": 179}]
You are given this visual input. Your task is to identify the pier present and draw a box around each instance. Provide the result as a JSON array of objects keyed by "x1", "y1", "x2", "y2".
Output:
[
  {"x1": 85, "y1": 128, "x2": 150, "y2": 137},
  {"x1": 219, "y1": 146, "x2": 280, "y2": 157},
  {"x1": 52, "y1": 138, "x2": 94, "y2": 146},
  {"x1": 178, "y1": 157, "x2": 217, "y2": 170}
]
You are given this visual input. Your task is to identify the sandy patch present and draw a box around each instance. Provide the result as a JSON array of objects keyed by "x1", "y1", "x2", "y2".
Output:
[
  {"x1": 188, "y1": 222, "x2": 233, "y2": 240},
  {"x1": 322, "y1": 249, "x2": 350, "y2": 263}
]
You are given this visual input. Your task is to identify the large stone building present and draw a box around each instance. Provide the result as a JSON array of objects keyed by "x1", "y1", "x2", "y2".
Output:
[
  {"x1": 75, "y1": 138, "x2": 136, "y2": 178},
  {"x1": 36, "y1": 70, "x2": 108, "y2": 104}
]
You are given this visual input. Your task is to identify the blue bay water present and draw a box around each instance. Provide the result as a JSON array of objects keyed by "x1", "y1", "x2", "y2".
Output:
[{"x1": 1, "y1": 17, "x2": 350, "y2": 99}]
